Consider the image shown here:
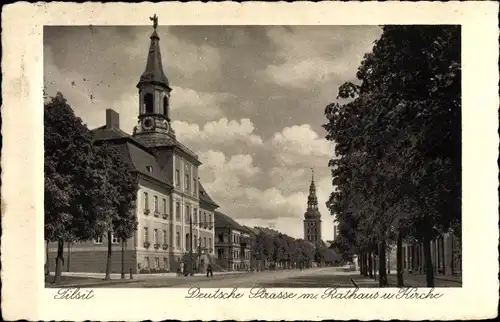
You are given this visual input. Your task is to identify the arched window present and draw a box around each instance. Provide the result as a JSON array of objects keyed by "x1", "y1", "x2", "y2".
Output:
[
  {"x1": 163, "y1": 96, "x2": 169, "y2": 116},
  {"x1": 144, "y1": 93, "x2": 154, "y2": 114}
]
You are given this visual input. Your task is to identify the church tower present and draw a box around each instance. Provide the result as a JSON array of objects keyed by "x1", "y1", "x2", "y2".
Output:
[
  {"x1": 304, "y1": 168, "x2": 322, "y2": 244},
  {"x1": 133, "y1": 15, "x2": 176, "y2": 146}
]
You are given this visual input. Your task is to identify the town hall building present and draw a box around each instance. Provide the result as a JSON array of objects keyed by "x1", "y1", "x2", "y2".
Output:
[{"x1": 47, "y1": 19, "x2": 219, "y2": 274}]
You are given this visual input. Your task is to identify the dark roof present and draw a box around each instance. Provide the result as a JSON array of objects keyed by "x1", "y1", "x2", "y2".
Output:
[
  {"x1": 92, "y1": 125, "x2": 131, "y2": 141},
  {"x1": 137, "y1": 31, "x2": 170, "y2": 89},
  {"x1": 242, "y1": 225, "x2": 258, "y2": 236},
  {"x1": 214, "y1": 211, "x2": 245, "y2": 231},
  {"x1": 91, "y1": 126, "x2": 172, "y2": 186},
  {"x1": 198, "y1": 182, "x2": 219, "y2": 208},
  {"x1": 126, "y1": 142, "x2": 171, "y2": 185}
]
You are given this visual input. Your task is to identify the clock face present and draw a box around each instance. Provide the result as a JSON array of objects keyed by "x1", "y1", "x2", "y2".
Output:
[{"x1": 142, "y1": 117, "x2": 155, "y2": 131}]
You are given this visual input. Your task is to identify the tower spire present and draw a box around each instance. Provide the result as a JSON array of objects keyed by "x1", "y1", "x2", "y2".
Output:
[
  {"x1": 137, "y1": 14, "x2": 170, "y2": 90},
  {"x1": 307, "y1": 168, "x2": 318, "y2": 210}
]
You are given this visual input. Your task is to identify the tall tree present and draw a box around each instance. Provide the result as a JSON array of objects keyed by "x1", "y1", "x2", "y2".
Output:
[
  {"x1": 324, "y1": 26, "x2": 461, "y2": 287},
  {"x1": 44, "y1": 92, "x2": 101, "y2": 284}
]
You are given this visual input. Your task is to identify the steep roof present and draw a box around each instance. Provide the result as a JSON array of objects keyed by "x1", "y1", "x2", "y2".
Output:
[
  {"x1": 91, "y1": 126, "x2": 172, "y2": 186},
  {"x1": 137, "y1": 30, "x2": 170, "y2": 89},
  {"x1": 214, "y1": 211, "x2": 245, "y2": 231},
  {"x1": 198, "y1": 182, "x2": 219, "y2": 208}
]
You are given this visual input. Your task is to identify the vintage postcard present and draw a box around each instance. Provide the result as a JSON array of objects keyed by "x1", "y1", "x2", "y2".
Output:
[{"x1": 1, "y1": 1, "x2": 499, "y2": 321}]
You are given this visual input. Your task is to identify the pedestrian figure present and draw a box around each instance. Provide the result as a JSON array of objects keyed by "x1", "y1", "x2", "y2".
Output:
[{"x1": 206, "y1": 263, "x2": 213, "y2": 277}]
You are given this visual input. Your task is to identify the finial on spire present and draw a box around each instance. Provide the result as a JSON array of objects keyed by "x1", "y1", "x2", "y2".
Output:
[
  {"x1": 311, "y1": 167, "x2": 315, "y2": 182},
  {"x1": 149, "y1": 14, "x2": 158, "y2": 30}
]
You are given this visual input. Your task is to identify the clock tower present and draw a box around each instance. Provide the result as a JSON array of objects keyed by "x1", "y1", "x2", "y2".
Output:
[
  {"x1": 304, "y1": 168, "x2": 322, "y2": 244},
  {"x1": 133, "y1": 16, "x2": 176, "y2": 146}
]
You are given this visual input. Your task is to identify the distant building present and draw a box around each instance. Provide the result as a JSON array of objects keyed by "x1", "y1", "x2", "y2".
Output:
[
  {"x1": 214, "y1": 211, "x2": 252, "y2": 271},
  {"x1": 47, "y1": 22, "x2": 218, "y2": 274},
  {"x1": 303, "y1": 169, "x2": 322, "y2": 244}
]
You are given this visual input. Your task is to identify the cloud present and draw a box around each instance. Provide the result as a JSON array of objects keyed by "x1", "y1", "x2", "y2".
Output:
[
  {"x1": 170, "y1": 86, "x2": 230, "y2": 122},
  {"x1": 270, "y1": 124, "x2": 335, "y2": 167},
  {"x1": 172, "y1": 118, "x2": 263, "y2": 150},
  {"x1": 261, "y1": 26, "x2": 382, "y2": 89}
]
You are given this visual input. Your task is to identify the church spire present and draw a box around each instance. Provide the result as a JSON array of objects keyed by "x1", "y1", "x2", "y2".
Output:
[
  {"x1": 307, "y1": 168, "x2": 318, "y2": 210},
  {"x1": 137, "y1": 14, "x2": 170, "y2": 90}
]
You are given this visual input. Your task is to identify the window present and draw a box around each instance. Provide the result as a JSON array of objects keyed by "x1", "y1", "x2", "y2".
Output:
[
  {"x1": 175, "y1": 169, "x2": 180, "y2": 187},
  {"x1": 162, "y1": 198, "x2": 167, "y2": 214},
  {"x1": 204, "y1": 237, "x2": 207, "y2": 247},
  {"x1": 208, "y1": 238, "x2": 212, "y2": 248},
  {"x1": 208, "y1": 213, "x2": 212, "y2": 226},
  {"x1": 204, "y1": 212, "x2": 207, "y2": 224},
  {"x1": 144, "y1": 192, "x2": 149, "y2": 210},
  {"x1": 176, "y1": 232, "x2": 180, "y2": 247},
  {"x1": 153, "y1": 229, "x2": 158, "y2": 244},
  {"x1": 185, "y1": 174, "x2": 189, "y2": 190},
  {"x1": 185, "y1": 205, "x2": 190, "y2": 223},
  {"x1": 144, "y1": 93, "x2": 154, "y2": 114},
  {"x1": 193, "y1": 178, "x2": 197, "y2": 194},
  {"x1": 193, "y1": 208, "x2": 197, "y2": 223},
  {"x1": 163, "y1": 96, "x2": 169, "y2": 116},
  {"x1": 185, "y1": 234, "x2": 190, "y2": 248},
  {"x1": 154, "y1": 257, "x2": 160, "y2": 269},
  {"x1": 111, "y1": 233, "x2": 120, "y2": 244},
  {"x1": 176, "y1": 202, "x2": 180, "y2": 221},
  {"x1": 218, "y1": 233, "x2": 224, "y2": 243},
  {"x1": 144, "y1": 227, "x2": 149, "y2": 242},
  {"x1": 154, "y1": 196, "x2": 159, "y2": 213},
  {"x1": 144, "y1": 257, "x2": 150, "y2": 269},
  {"x1": 199, "y1": 211, "x2": 202, "y2": 224},
  {"x1": 163, "y1": 257, "x2": 168, "y2": 269},
  {"x1": 218, "y1": 248, "x2": 224, "y2": 259},
  {"x1": 93, "y1": 235, "x2": 103, "y2": 244}
]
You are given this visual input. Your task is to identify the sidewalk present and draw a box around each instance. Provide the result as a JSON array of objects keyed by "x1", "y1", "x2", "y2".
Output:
[
  {"x1": 51, "y1": 270, "x2": 248, "y2": 280},
  {"x1": 350, "y1": 271, "x2": 461, "y2": 288}
]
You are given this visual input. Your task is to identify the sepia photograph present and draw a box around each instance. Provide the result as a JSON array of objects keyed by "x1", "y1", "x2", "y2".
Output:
[
  {"x1": 43, "y1": 20, "x2": 462, "y2": 289},
  {"x1": 2, "y1": 2, "x2": 498, "y2": 321}
]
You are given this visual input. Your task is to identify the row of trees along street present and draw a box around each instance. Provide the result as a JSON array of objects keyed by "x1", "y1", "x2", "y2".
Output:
[
  {"x1": 252, "y1": 229, "x2": 340, "y2": 269},
  {"x1": 44, "y1": 92, "x2": 138, "y2": 284},
  {"x1": 324, "y1": 26, "x2": 461, "y2": 287}
]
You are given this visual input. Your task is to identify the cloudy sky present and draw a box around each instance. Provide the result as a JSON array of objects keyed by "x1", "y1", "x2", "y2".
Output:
[{"x1": 44, "y1": 25, "x2": 382, "y2": 239}]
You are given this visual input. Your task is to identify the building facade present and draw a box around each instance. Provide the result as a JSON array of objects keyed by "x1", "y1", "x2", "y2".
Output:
[
  {"x1": 214, "y1": 211, "x2": 252, "y2": 271},
  {"x1": 47, "y1": 22, "x2": 218, "y2": 274},
  {"x1": 387, "y1": 231, "x2": 462, "y2": 277},
  {"x1": 303, "y1": 169, "x2": 322, "y2": 244}
]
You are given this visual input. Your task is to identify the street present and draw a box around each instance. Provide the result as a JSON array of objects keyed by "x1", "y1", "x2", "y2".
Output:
[{"x1": 46, "y1": 266, "x2": 462, "y2": 288}]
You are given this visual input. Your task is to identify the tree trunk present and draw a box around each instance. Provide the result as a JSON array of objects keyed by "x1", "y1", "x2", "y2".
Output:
[
  {"x1": 121, "y1": 239, "x2": 125, "y2": 279},
  {"x1": 423, "y1": 232, "x2": 435, "y2": 287},
  {"x1": 368, "y1": 252, "x2": 373, "y2": 278},
  {"x1": 105, "y1": 230, "x2": 112, "y2": 280},
  {"x1": 67, "y1": 242, "x2": 71, "y2": 272},
  {"x1": 53, "y1": 239, "x2": 64, "y2": 284},
  {"x1": 363, "y1": 252, "x2": 369, "y2": 276},
  {"x1": 387, "y1": 248, "x2": 391, "y2": 274},
  {"x1": 396, "y1": 232, "x2": 404, "y2": 287},
  {"x1": 378, "y1": 240, "x2": 388, "y2": 287},
  {"x1": 45, "y1": 239, "x2": 49, "y2": 274}
]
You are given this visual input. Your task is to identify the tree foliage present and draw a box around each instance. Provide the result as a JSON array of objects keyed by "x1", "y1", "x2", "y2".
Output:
[
  {"x1": 324, "y1": 26, "x2": 461, "y2": 287},
  {"x1": 44, "y1": 92, "x2": 139, "y2": 283}
]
